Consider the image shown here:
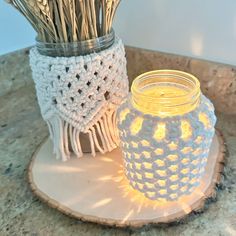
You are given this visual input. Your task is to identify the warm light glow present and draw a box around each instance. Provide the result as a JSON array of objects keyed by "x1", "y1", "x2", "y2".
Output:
[
  {"x1": 170, "y1": 193, "x2": 178, "y2": 200},
  {"x1": 141, "y1": 139, "x2": 150, "y2": 146},
  {"x1": 117, "y1": 168, "x2": 208, "y2": 209},
  {"x1": 195, "y1": 136, "x2": 203, "y2": 144},
  {"x1": 181, "y1": 177, "x2": 190, "y2": 183},
  {"x1": 133, "y1": 153, "x2": 140, "y2": 159},
  {"x1": 192, "y1": 159, "x2": 200, "y2": 165},
  {"x1": 131, "y1": 70, "x2": 200, "y2": 117},
  {"x1": 140, "y1": 85, "x2": 188, "y2": 97},
  {"x1": 170, "y1": 185, "x2": 178, "y2": 191},
  {"x1": 133, "y1": 85, "x2": 190, "y2": 116},
  {"x1": 181, "y1": 158, "x2": 190, "y2": 165},
  {"x1": 145, "y1": 172, "x2": 154, "y2": 179},
  {"x1": 180, "y1": 202, "x2": 192, "y2": 214},
  {"x1": 92, "y1": 198, "x2": 112, "y2": 208},
  {"x1": 134, "y1": 163, "x2": 141, "y2": 170},
  {"x1": 192, "y1": 169, "x2": 199, "y2": 175},
  {"x1": 154, "y1": 148, "x2": 164, "y2": 155},
  {"x1": 136, "y1": 173, "x2": 142, "y2": 180},
  {"x1": 146, "y1": 182, "x2": 155, "y2": 188},
  {"x1": 143, "y1": 162, "x2": 152, "y2": 169},
  {"x1": 199, "y1": 112, "x2": 210, "y2": 128},
  {"x1": 169, "y1": 165, "x2": 178, "y2": 172},
  {"x1": 117, "y1": 70, "x2": 216, "y2": 202},
  {"x1": 121, "y1": 209, "x2": 134, "y2": 224},
  {"x1": 167, "y1": 154, "x2": 178, "y2": 162},
  {"x1": 170, "y1": 175, "x2": 179, "y2": 182},
  {"x1": 181, "y1": 120, "x2": 192, "y2": 140},
  {"x1": 153, "y1": 123, "x2": 166, "y2": 141},
  {"x1": 100, "y1": 157, "x2": 114, "y2": 162},
  {"x1": 45, "y1": 166, "x2": 85, "y2": 173},
  {"x1": 159, "y1": 189, "x2": 167, "y2": 195},
  {"x1": 98, "y1": 175, "x2": 113, "y2": 181},
  {"x1": 137, "y1": 183, "x2": 144, "y2": 189},
  {"x1": 155, "y1": 159, "x2": 165, "y2": 167},
  {"x1": 147, "y1": 192, "x2": 155, "y2": 198},
  {"x1": 125, "y1": 152, "x2": 131, "y2": 160},
  {"x1": 181, "y1": 168, "x2": 190, "y2": 175},
  {"x1": 157, "y1": 180, "x2": 166, "y2": 187},
  {"x1": 119, "y1": 108, "x2": 130, "y2": 124},
  {"x1": 142, "y1": 151, "x2": 151, "y2": 158},
  {"x1": 130, "y1": 117, "x2": 144, "y2": 135},
  {"x1": 168, "y1": 142, "x2": 178, "y2": 150},
  {"x1": 181, "y1": 186, "x2": 188, "y2": 192},
  {"x1": 193, "y1": 148, "x2": 202, "y2": 156},
  {"x1": 190, "y1": 177, "x2": 198, "y2": 185},
  {"x1": 131, "y1": 141, "x2": 138, "y2": 148},
  {"x1": 130, "y1": 172, "x2": 134, "y2": 178},
  {"x1": 156, "y1": 170, "x2": 167, "y2": 177},
  {"x1": 181, "y1": 147, "x2": 192, "y2": 154}
]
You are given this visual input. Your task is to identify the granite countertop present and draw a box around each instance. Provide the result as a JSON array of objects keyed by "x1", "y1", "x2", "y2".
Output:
[{"x1": 0, "y1": 47, "x2": 236, "y2": 236}]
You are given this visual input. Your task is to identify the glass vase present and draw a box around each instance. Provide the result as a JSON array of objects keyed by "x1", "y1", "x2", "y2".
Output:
[{"x1": 36, "y1": 29, "x2": 115, "y2": 57}]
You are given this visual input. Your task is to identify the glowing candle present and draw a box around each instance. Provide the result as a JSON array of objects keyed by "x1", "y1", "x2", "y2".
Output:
[
  {"x1": 117, "y1": 70, "x2": 216, "y2": 201},
  {"x1": 131, "y1": 70, "x2": 200, "y2": 117}
]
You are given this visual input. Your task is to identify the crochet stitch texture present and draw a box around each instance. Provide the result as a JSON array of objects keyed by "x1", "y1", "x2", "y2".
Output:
[{"x1": 117, "y1": 95, "x2": 216, "y2": 201}]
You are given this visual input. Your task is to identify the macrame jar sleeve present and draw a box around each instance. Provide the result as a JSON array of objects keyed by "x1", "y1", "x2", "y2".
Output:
[{"x1": 30, "y1": 38, "x2": 129, "y2": 161}]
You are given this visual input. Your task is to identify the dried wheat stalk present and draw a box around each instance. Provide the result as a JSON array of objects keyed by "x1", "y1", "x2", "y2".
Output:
[{"x1": 5, "y1": 0, "x2": 121, "y2": 43}]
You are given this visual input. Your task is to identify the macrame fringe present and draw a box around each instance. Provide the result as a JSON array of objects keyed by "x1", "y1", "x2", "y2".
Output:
[{"x1": 46, "y1": 110, "x2": 119, "y2": 161}]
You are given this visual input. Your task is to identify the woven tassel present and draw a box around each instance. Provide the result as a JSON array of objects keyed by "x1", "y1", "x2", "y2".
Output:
[
  {"x1": 90, "y1": 127, "x2": 105, "y2": 154},
  {"x1": 46, "y1": 109, "x2": 119, "y2": 161},
  {"x1": 95, "y1": 122, "x2": 108, "y2": 152},
  {"x1": 106, "y1": 110, "x2": 118, "y2": 146}
]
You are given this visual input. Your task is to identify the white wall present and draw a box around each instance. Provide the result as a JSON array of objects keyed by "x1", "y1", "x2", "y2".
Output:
[
  {"x1": 1, "y1": 0, "x2": 236, "y2": 65},
  {"x1": 0, "y1": 2, "x2": 36, "y2": 55}
]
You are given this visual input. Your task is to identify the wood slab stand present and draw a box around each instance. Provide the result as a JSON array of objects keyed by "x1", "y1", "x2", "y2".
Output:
[{"x1": 28, "y1": 130, "x2": 225, "y2": 228}]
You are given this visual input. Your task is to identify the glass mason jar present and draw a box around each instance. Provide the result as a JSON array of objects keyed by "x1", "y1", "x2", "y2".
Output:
[
  {"x1": 117, "y1": 70, "x2": 216, "y2": 201},
  {"x1": 36, "y1": 29, "x2": 115, "y2": 57},
  {"x1": 30, "y1": 29, "x2": 129, "y2": 161}
]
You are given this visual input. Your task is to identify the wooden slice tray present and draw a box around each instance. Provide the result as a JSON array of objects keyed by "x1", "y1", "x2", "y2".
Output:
[{"x1": 28, "y1": 130, "x2": 225, "y2": 228}]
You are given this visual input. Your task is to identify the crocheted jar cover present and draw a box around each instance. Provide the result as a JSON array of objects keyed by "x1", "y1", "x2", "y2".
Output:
[
  {"x1": 117, "y1": 94, "x2": 216, "y2": 201},
  {"x1": 30, "y1": 38, "x2": 129, "y2": 161}
]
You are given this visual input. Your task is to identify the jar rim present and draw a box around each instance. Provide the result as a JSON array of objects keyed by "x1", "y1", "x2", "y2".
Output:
[
  {"x1": 36, "y1": 29, "x2": 115, "y2": 57},
  {"x1": 131, "y1": 70, "x2": 200, "y2": 103},
  {"x1": 36, "y1": 28, "x2": 115, "y2": 45},
  {"x1": 131, "y1": 70, "x2": 201, "y2": 116}
]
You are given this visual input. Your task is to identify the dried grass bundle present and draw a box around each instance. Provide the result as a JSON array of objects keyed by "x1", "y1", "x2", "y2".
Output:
[{"x1": 5, "y1": 0, "x2": 121, "y2": 43}]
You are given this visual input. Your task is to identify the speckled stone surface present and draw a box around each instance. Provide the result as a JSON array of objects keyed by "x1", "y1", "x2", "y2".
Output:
[{"x1": 0, "y1": 47, "x2": 236, "y2": 236}]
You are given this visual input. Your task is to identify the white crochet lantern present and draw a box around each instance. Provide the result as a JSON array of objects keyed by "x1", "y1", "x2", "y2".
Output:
[
  {"x1": 30, "y1": 37, "x2": 129, "y2": 161},
  {"x1": 117, "y1": 70, "x2": 216, "y2": 201}
]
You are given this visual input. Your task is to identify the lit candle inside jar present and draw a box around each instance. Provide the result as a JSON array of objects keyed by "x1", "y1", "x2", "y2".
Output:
[
  {"x1": 142, "y1": 84, "x2": 188, "y2": 97},
  {"x1": 131, "y1": 71, "x2": 201, "y2": 117},
  {"x1": 117, "y1": 70, "x2": 216, "y2": 201}
]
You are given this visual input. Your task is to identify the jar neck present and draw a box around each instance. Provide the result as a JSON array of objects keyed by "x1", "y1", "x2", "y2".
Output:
[
  {"x1": 36, "y1": 29, "x2": 115, "y2": 57},
  {"x1": 131, "y1": 70, "x2": 201, "y2": 117}
]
